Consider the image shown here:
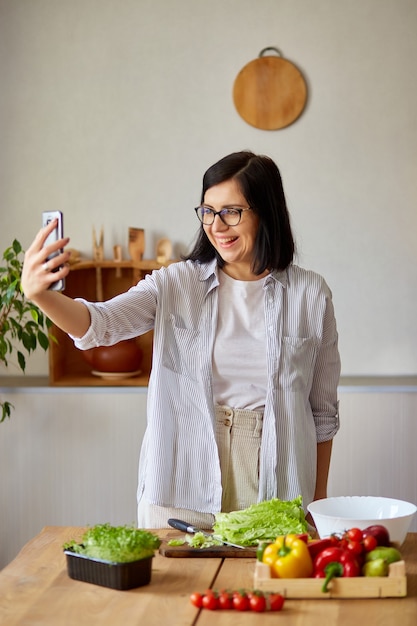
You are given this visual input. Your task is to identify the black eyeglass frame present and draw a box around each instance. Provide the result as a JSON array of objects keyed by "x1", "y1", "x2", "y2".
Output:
[{"x1": 194, "y1": 206, "x2": 252, "y2": 226}]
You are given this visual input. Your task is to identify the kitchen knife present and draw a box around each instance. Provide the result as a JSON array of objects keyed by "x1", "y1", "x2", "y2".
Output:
[{"x1": 167, "y1": 518, "x2": 245, "y2": 549}]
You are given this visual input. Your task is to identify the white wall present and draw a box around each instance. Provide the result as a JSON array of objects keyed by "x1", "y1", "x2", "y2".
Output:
[
  {"x1": 1, "y1": 0, "x2": 416, "y2": 376},
  {"x1": 0, "y1": 386, "x2": 148, "y2": 568}
]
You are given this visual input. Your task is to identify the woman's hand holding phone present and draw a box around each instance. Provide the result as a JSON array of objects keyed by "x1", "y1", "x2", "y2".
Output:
[
  {"x1": 21, "y1": 213, "x2": 71, "y2": 301},
  {"x1": 21, "y1": 213, "x2": 91, "y2": 338}
]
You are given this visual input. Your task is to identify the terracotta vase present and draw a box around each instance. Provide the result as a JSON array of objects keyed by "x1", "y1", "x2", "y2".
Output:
[{"x1": 82, "y1": 339, "x2": 143, "y2": 373}]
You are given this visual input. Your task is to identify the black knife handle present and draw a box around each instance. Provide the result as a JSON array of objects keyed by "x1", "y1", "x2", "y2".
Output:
[{"x1": 168, "y1": 518, "x2": 194, "y2": 533}]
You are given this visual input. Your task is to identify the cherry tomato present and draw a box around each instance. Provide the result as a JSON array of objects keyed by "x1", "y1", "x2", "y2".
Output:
[
  {"x1": 339, "y1": 537, "x2": 349, "y2": 550},
  {"x1": 249, "y1": 593, "x2": 266, "y2": 612},
  {"x1": 233, "y1": 592, "x2": 250, "y2": 611},
  {"x1": 202, "y1": 592, "x2": 218, "y2": 610},
  {"x1": 218, "y1": 591, "x2": 233, "y2": 610},
  {"x1": 346, "y1": 539, "x2": 364, "y2": 556},
  {"x1": 190, "y1": 592, "x2": 203, "y2": 608},
  {"x1": 346, "y1": 527, "x2": 363, "y2": 543},
  {"x1": 340, "y1": 551, "x2": 359, "y2": 567},
  {"x1": 268, "y1": 593, "x2": 285, "y2": 611},
  {"x1": 363, "y1": 534, "x2": 378, "y2": 552}
]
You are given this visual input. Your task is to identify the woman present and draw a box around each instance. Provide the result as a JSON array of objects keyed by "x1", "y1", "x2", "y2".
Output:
[{"x1": 21, "y1": 151, "x2": 340, "y2": 529}]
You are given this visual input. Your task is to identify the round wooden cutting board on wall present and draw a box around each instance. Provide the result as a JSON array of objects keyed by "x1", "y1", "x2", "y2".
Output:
[{"x1": 233, "y1": 48, "x2": 308, "y2": 130}]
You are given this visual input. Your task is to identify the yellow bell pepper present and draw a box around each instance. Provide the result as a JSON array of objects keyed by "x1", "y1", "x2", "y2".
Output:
[{"x1": 262, "y1": 534, "x2": 313, "y2": 578}]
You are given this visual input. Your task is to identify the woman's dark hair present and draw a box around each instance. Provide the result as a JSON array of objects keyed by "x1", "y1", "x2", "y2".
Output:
[{"x1": 184, "y1": 151, "x2": 295, "y2": 274}]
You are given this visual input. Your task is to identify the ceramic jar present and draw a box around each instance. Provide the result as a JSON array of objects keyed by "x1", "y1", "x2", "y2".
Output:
[{"x1": 82, "y1": 339, "x2": 143, "y2": 373}]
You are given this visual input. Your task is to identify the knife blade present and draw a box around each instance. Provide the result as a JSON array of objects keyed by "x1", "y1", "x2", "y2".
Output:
[{"x1": 167, "y1": 518, "x2": 245, "y2": 549}]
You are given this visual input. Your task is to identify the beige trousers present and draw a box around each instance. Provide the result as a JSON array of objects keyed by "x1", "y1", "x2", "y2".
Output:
[{"x1": 137, "y1": 404, "x2": 263, "y2": 529}]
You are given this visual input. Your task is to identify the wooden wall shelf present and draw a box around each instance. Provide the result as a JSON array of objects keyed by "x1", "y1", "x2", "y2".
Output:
[{"x1": 49, "y1": 259, "x2": 172, "y2": 387}]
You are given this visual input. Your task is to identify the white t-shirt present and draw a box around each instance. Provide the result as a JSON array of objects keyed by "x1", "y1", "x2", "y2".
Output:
[{"x1": 212, "y1": 270, "x2": 268, "y2": 411}]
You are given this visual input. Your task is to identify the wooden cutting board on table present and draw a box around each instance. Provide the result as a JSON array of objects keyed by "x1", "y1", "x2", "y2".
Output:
[
  {"x1": 233, "y1": 47, "x2": 308, "y2": 130},
  {"x1": 159, "y1": 531, "x2": 257, "y2": 558}
]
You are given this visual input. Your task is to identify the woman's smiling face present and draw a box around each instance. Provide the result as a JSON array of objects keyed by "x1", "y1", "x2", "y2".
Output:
[{"x1": 203, "y1": 178, "x2": 263, "y2": 280}]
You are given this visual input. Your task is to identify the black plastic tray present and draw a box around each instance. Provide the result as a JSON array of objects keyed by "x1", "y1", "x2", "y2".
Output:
[{"x1": 64, "y1": 549, "x2": 153, "y2": 590}]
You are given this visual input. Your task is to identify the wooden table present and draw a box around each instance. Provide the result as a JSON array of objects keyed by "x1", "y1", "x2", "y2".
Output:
[{"x1": 1, "y1": 527, "x2": 416, "y2": 625}]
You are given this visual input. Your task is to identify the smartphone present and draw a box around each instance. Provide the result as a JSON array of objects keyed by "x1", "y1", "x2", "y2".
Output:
[{"x1": 42, "y1": 210, "x2": 65, "y2": 291}]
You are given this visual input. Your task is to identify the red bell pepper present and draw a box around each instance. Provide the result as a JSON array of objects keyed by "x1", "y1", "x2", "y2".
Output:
[
  {"x1": 313, "y1": 546, "x2": 360, "y2": 592},
  {"x1": 307, "y1": 537, "x2": 339, "y2": 560}
]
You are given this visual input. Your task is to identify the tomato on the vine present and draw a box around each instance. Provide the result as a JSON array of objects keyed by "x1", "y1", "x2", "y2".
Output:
[
  {"x1": 249, "y1": 593, "x2": 266, "y2": 612},
  {"x1": 346, "y1": 539, "x2": 364, "y2": 556},
  {"x1": 218, "y1": 591, "x2": 233, "y2": 610},
  {"x1": 338, "y1": 537, "x2": 348, "y2": 550},
  {"x1": 362, "y1": 534, "x2": 378, "y2": 552},
  {"x1": 232, "y1": 592, "x2": 250, "y2": 611},
  {"x1": 189, "y1": 591, "x2": 203, "y2": 608},
  {"x1": 269, "y1": 593, "x2": 285, "y2": 611},
  {"x1": 202, "y1": 592, "x2": 218, "y2": 610},
  {"x1": 190, "y1": 589, "x2": 285, "y2": 613},
  {"x1": 345, "y1": 527, "x2": 363, "y2": 543}
]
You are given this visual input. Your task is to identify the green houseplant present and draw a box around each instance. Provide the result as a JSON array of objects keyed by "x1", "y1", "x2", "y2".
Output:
[{"x1": 0, "y1": 239, "x2": 52, "y2": 422}]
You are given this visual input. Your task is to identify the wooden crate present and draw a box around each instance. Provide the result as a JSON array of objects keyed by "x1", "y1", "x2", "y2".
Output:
[{"x1": 254, "y1": 560, "x2": 407, "y2": 598}]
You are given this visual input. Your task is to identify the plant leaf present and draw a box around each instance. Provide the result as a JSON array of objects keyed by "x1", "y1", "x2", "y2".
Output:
[
  {"x1": 17, "y1": 350, "x2": 26, "y2": 372},
  {"x1": 37, "y1": 330, "x2": 50, "y2": 351},
  {"x1": 12, "y1": 239, "x2": 22, "y2": 255},
  {"x1": 22, "y1": 331, "x2": 37, "y2": 352},
  {"x1": 1, "y1": 401, "x2": 14, "y2": 423}
]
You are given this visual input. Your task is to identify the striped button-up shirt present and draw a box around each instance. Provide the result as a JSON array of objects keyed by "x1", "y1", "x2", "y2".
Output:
[{"x1": 73, "y1": 259, "x2": 340, "y2": 513}]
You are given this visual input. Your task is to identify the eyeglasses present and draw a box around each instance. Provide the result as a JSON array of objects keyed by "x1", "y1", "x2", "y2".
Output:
[{"x1": 194, "y1": 205, "x2": 252, "y2": 226}]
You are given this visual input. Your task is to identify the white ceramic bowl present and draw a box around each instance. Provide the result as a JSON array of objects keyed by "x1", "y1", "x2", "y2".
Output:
[{"x1": 307, "y1": 496, "x2": 417, "y2": 545}]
